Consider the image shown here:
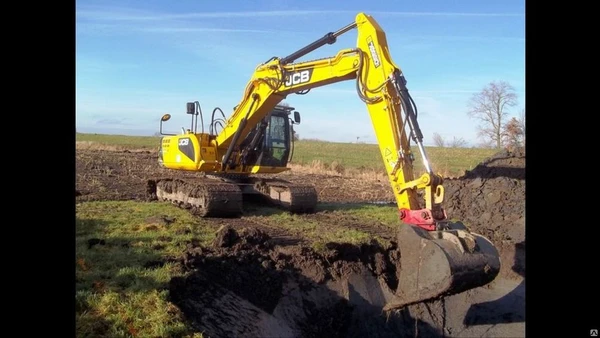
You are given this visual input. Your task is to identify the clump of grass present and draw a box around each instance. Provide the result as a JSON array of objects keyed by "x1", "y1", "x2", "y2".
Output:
[{"x1": 330, "y1": 161, "x2": 345, "y2": 175}]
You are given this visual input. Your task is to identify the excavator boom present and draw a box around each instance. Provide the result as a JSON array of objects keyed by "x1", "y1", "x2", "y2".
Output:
[{"x1": 150, "y1": 12, "x2": 500, "y2": 310}]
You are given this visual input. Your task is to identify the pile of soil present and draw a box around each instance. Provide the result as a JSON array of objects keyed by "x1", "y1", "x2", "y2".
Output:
[
  {"x1": 443, "y1": 148, "x2": 525, "y2": 278},
  {"x1": 170, "y1": 226, "x2": 452, "y2": 338}
]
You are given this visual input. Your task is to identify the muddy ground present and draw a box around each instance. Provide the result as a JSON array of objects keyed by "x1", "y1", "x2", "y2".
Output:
[{"x1": 76, "y1": 148, "x2": 525, "y2": 337}]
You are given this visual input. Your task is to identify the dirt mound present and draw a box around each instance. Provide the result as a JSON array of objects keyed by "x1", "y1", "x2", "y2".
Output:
[
  {"x1": 443, "y1": 148, "x2": 525, "y2": 278},
  {"x1": 462, "y1": 148, "x2": 525, "y2": 180},
  {"x1": 170, "y1": 226, "x2": 448, "y2": 338}
]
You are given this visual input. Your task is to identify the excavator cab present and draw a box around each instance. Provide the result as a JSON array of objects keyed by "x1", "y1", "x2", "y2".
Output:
[
  {"x1": 256, "y1": 106, "x2": 297, "y2": 167},
  {"x1": 237, "y1": 104, "x2": 300, "y2": 169}
]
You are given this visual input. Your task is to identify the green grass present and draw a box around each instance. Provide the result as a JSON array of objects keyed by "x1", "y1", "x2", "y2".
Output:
[
  {"x1": 248, "y1": 210, "x2": 373, "y2": 247},
  {"x1": 76, "y1": 200, "x2": 213, "y2": 338},
  {"x1": 76, "y1": 133, "x2": 497, "y2": 176},
  {"x1": 318, "y1": 203, "x2": 400, "y2": 227}
]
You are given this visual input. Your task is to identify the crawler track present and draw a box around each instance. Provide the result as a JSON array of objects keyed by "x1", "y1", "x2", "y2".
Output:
[
  {"x1": 146, "y1": 175, "x2": 318, "y2": 217},
  {"x1": 147, "y1": 178, "x2": 243, "y2": 217},
  {"x1": 251, "y1": 178, "x2": 318, "y2": 213}
]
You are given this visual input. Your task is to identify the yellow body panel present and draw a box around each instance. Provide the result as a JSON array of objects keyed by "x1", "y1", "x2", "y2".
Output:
[
  {"x1": 161, "y1": 130, "x2": 290, "y2": 174},
  {"x1": 160, "y1": 132, "x2": 201, "y2": 171}
]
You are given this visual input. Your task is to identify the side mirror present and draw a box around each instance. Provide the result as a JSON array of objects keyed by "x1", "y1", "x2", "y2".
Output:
[
  {"x1": 294, "y1": 111, "x2": 301, "y2": 124},
  {"x1": 159, "y1": 114, "x2": 175, "y2": 135},
  {"x1": 186, "y1": 102, "x2": 196, "y2": 115}
]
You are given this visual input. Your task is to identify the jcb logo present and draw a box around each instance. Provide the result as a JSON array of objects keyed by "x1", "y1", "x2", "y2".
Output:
[
  {"x1": 284, "y1": 69, "x2": 313, "y2": 87},
  {"x1": 178, "y1": 138, "x2": 189, "y2": 146}
]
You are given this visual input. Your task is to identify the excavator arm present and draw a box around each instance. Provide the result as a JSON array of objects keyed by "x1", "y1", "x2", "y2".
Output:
[{"x1": 217, "y1": 13, "x2": 445, "y2": 230}]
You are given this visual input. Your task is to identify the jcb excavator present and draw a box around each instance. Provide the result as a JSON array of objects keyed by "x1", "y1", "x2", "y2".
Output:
[{"x1": 148, "y1": 12, "x2": 500, "y2": 310}]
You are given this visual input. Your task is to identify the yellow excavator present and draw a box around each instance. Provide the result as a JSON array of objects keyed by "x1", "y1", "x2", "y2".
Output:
[{"x1": 147, "y1": 12, "x2": 501, "y2": 310}]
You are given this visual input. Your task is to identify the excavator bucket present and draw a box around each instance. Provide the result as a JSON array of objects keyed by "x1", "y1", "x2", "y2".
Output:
[{"x1": 384, "y1": 223, "x2": 500, "y2": 311}]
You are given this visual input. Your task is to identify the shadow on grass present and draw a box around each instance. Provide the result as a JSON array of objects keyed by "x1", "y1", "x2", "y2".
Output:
[
  {"x1": 76, "y1": 217, "x2": 178, "y2": 292},
  {"x1": 75, "y1": 301, "x2": 115, "y2": 338},
  {"x1": 241, "y1": 194, "x2": 286, "y2": 216}
]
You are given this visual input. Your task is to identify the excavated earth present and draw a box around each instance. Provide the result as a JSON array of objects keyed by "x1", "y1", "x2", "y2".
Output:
[
  {"x1": 444, "y1": 148, "x2": 525, "y2": 281},
  {"x1": 76, "y1": 147, "x2": 526, "y2": 337}
]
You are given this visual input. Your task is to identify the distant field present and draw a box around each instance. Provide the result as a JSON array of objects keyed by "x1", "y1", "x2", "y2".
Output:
[
  {"x1": 76, "y1": 133, "x2": 160, "y2": 150},
  {"x1": 76, "y1": 133, "x2": 497, "y2": 177}
]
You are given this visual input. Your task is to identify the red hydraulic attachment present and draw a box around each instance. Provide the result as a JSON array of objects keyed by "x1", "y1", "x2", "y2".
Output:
[{"x1": 398, "y1": 208, "x2": 447, "y2": 231}]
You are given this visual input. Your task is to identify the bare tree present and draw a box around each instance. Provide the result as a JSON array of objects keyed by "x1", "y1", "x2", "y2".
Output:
[
  {"x1": 502, "y1": 117, "x2": 524, "y2": 149},
  {"x1": 467, "y1": 81, "x2": 518, "y2": 149},
  {"x1": 432, "y1": 133, "x2": 445, "y2": 147},
  {"x1": 448, "y1": 136, "x2": 467, "y2": 148}
]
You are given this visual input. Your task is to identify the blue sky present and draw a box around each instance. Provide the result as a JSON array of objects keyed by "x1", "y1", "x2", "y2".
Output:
[{"x1": 76, "y1": 0, "x2": 525, "y2": 146}]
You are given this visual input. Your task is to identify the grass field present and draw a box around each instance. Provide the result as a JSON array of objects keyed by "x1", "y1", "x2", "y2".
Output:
[{"x1": 76, "y1": 133, "x2": 496, "y2": 177}]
